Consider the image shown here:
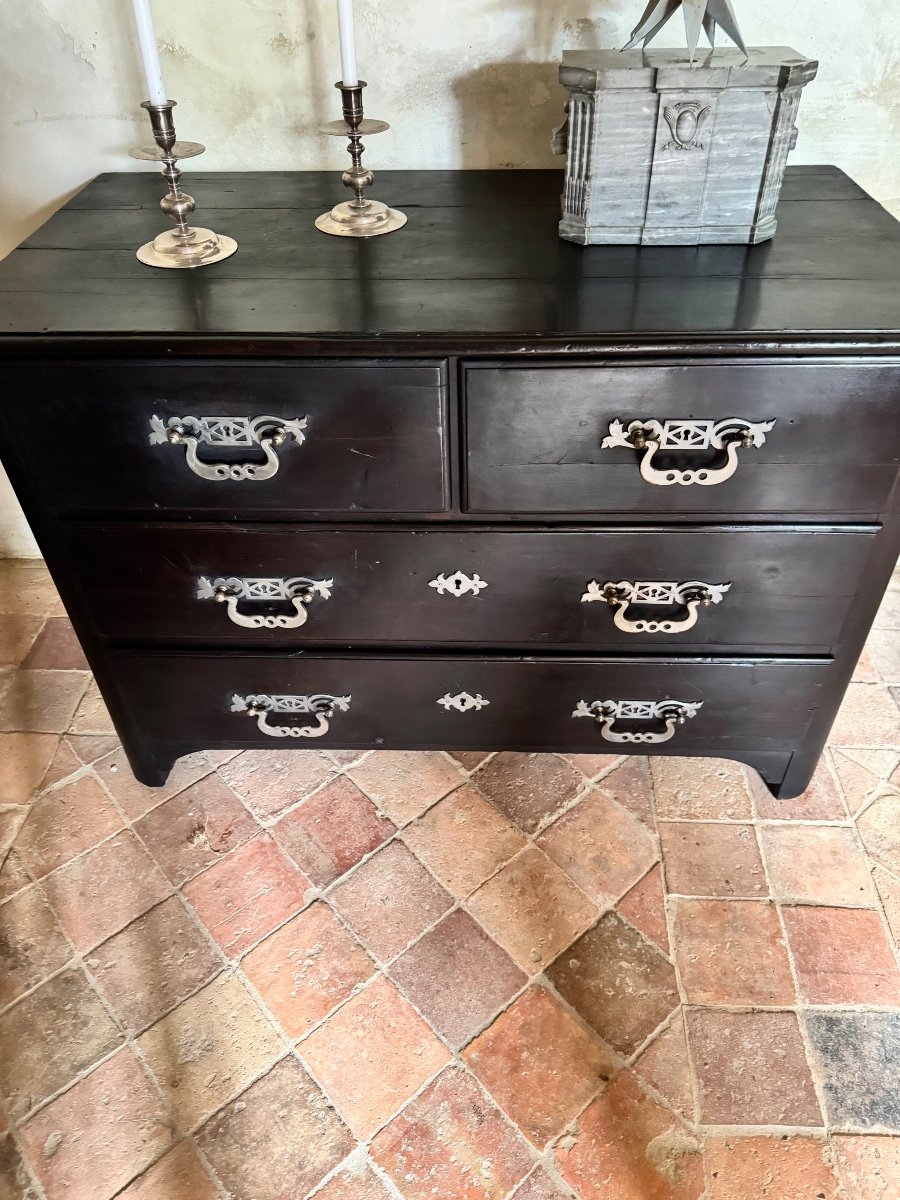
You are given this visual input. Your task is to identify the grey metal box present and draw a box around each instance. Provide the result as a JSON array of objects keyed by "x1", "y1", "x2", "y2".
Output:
[{"x1": 559, "y1": 46, "x2": 818, "y2": 245}]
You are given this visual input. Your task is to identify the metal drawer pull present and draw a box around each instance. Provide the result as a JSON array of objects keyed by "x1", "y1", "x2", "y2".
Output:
[
  {"x1": 149, "y1": 414, "x2": 308, "y2": 481},
  {"x1": 582, "y1": 578, "x2": 731, "y2": 634},
  {"x1": 197, "y1": 576, "x2": 333, "y2": 629},
  {"x1": 231, "y1": 692, "x2": 350, "y2": 739},
  {"x1": 429, "y1": 571, "x2": 489, "y2": 597},
  {"x1": 602, "y1": 417, "x2": 775, "y2": 487},
  {"x1": 437, "y1": 691, "x2": 491, "y2": 712},
  {"x1": 573, "y1": 698, "x2": 702, "y2": 744}
]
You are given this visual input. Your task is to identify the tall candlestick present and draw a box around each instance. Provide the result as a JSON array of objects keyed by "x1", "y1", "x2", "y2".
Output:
[
  {"x1": 336, "y1": 0, "x2": 359, "y2": 87},
  {"x1": 131, "y1": 0, "x2": 167, "y2": 105}
]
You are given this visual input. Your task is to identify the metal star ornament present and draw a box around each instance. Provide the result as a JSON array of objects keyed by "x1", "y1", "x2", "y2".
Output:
[{"x1": 624, "y1": 0, "x2": 749, "y2": 62}]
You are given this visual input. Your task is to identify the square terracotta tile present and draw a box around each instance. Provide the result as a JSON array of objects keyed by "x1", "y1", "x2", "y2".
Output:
[
  {"x1": 468, "y1": 846, "x2": 598, "y2": 973},
  {"x1": 43, "y1": 830, "x2": 169, "y2": 952},
  {"x1": 0, "y1": 968, "x2": 123, "y2": 1118},
  {"x1": 618, "y1": 865, "x2": 670, "y2": 953},
  {"x1": 134, "y1": 774, "x2": 258, "y2": 886},
  {"x1": 537, "y1": 788, "x2": 658, "y2": 907},
  {"x1": 94, "y1": 746, "x2": 213, "y2": 821},
  {"x1": 651, "y1": 758, "x2": 752, "y2": 821},
  {"x1": 761, "y1": 825, "x2": 875, "y2": 905},
  {"x1": 633, "y1": 1013, "x2": 695, "y2": 1122},
  {"x1": 14, "y1": 774, "x2": 122, "y2": 878},
  {"x1": 19, "y1": 1049, "x2": 173, "y2": 1200},
  {"x1": 686, "y1": 1008, "x2": 821, "y2": 1126},
  {"x1": 463, "y1": 986, "x2": 617, "y2": 1147},
  {"x1": 273, "y1": 776, "x2": 395, "y2": 887},
  {"x1": 88, "y1": 896, "x2": 222, "y2": 1034},
  {"x1": 329, "y1": 841, "x2": 453, "y2": 962},
  {"x1": 68, "y1": 680, "x2": 116, "y2": 736},
  {"x1": 21, "y1": 618, "x2": 89, "y2": 671},
  {"x1": 829, "y1": 683, "x2": 900, "y2": 747},
  {"x1": 0, "y1": 616, "x2": 44, "y2": 668},
  {"x1": 673, "y1": 900, "x2": 795, "y2": 1006},
  {"x1": 197, "y1": 1056, "x2": 354, "y2": 1200},
  {"x1": 750, "y1": 759, "x2": 846, "y2": 821},
  {"x1": 183, "y1": 834, "x2": 312, "y2": 958},
  {"x1": 704, "y1": 1136, "x2": 841, "y2": 1200},
  {"x1": 402, "y1": 784, "x2": 526, "y2": 898},
  {"x1": 547, "y1": 912, "x2": 679, "y2": 1055},
  {"x1": 805, "y1": 1010, "x2": 900, "y2": 1131},
  {"x1": 0, "y1": 884, "x2": 72, "y2": 1007},
  {"x1": 596, "y1": 756, "x2": 657, "y2": 829},
  {"x1": 0, "y1": 732, "x2": 59, "y2": 803},
  {"x1": 782, "y1": 905, "x2": 900, "y2": 1005},
  {"x1": 856, "y1": 790, "x2": 900, "y2": 876},
  {"x1": 473, "y1": 752, "x2": 583, "y2": 835},
  {"x1": 562, "y1": 752, "x2": 623, "y2": 780},
  {"x1": 0, "y1": 670, "x2": 88, "y2": 733},
  {"x1": 555, "y1": 1071, "x2": 705, "y2": 1200},
  {"x1": 116, "y1": 1142, "x2": 220, "y2": 1200},
  {"x1": 242, "y1": 902, "x2": 376, "y2": 1039},
  {"x1": 137, "y1": 973, "x2": 283, "y2": 1130},
  {"x1": 659, "y1": 822, "x2": 765, "y2": 898},
  {"x1": 348, "y1": 751, "x2": 463, "y2": 825},
  {"x1": 300, "y1": 975, "x2": 451, "y2": 1139},
  {"x1": 216, "y1": 749, "x2": 336, "y2": 820},
  {"x1": 310, "y1": 1159, "x2": 395, "y2": 1200},
  {"x1": 371, "y1": 1066, "x2": 532, "y2": 1200},
  {"x1": 833, "y1": 1134, "x2": 900, "y2": 1200},
  {"x1": 390, "y1": 909, "x2": 526, "y2": 1049}
]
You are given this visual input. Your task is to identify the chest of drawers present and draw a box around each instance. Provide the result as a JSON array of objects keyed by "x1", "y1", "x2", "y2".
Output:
[{"x1": 1, "y1": 167, "x2": 898, "y2": 799}]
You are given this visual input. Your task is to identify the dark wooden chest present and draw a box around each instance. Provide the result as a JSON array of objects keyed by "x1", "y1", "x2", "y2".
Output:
[{"x1": 1, "y1": 167, "x2": 898, "y2": 798}]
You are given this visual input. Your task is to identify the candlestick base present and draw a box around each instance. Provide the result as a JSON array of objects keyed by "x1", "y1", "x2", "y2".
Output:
[
  {"x1": 315, "y1": 199, "x2": 407, "y2": 238},
  {"x1": 130, "y1": 100, "x2": 238, "y2": 269},
  {"x1": 317, "y1": 81, "x2": 406, "y2": 238}
]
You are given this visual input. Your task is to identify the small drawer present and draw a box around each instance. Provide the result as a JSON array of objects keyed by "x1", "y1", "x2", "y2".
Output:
[
  {"x1": 464, "y1": 361, "x2": 900, "y2": 516},
  {"x1": 4, "y1": 360, "x2": 448, "y2": 515},
  {"x1": 111, "y1": 651, "x2": 830, "y2": 758},
  {"x1": 68, "y1": 522, "x2": 875, "y2": 654}
]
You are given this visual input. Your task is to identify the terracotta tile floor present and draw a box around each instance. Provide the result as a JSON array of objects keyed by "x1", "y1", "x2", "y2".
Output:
[{"x1": 0, "y1": 556, "x2": 899, "y2": 1200}]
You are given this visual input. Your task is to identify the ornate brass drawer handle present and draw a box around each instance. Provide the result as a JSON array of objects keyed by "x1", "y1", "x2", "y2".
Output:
[
  {"x1": 149, "y1": 414, "x2": 308, "y2": 481},
  {"x1": 197, "y1": 576, "x2": 333, "y2": 629},
  {"x1": 231, "y1": 693, "x2": 350, "y2": 739},
  {"x1": 582, "y1": 578, "x2": 731, "y2": 634},
  {"x1": 573, "y1": 698, "x2": 703, "y2": 744},
  {"x1": 602, "y1": 417, "x2": 775, "y2": 486}
]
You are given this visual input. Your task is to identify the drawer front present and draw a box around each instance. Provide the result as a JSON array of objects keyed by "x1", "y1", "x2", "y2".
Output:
[
  {"x1": 69, "y1": 523, "x2": 874, "y2": 653},
  {"x1": 464, "y1": 362, "x2": 900, "y2": 516},
  {"x1": 112, "y1": 652, "x2": 830, "y2": 755},
  {"x1": 3, "y1": 361, "x2": 448, "y2": 515}
]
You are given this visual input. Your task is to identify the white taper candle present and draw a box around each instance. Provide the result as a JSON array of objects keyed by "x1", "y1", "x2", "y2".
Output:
[
  {"x1": 336, "y1": 0, "x2": 359, "y2": 86},
  {"x1": 130, "y1": 0, "x2": 167, "y2": 105}
]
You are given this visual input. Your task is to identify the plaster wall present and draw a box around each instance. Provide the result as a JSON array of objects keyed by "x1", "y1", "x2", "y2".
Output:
[{"x1": 2, "y1": 0, "x2": 899, "y2": 555}]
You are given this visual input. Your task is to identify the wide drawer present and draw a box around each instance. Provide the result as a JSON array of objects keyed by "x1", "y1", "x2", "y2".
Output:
[
  {"x1": 68, "y1": 523, "x2": 875, "y2": 654},
  {"x1": 464, "y1": 362, "x2": 900, "y2": 516},
  {"x1": 111, "y1": 652, "x2": 830, "y2": 756},
  {"x1": 2, "y1": 361, "x2": 448, "y2": 515}
]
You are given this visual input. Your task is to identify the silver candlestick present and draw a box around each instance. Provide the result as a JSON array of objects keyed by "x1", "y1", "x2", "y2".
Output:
[
  {"x1": 316, "y1": 82, "x2": 407, "y2": 237},
  {"x1": 129, "y1": 100, "x2": 238, "y2": 268}
]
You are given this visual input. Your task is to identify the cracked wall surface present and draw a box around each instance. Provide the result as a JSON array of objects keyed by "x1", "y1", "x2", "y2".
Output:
[{"x1": 1, "y1": 0, "x2": 899, "y2": 553}]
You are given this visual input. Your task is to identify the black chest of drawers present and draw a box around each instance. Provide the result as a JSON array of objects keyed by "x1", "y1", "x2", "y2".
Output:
[{"x1": 1, "y1": 167, "x2": 898, "y2": 798}]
